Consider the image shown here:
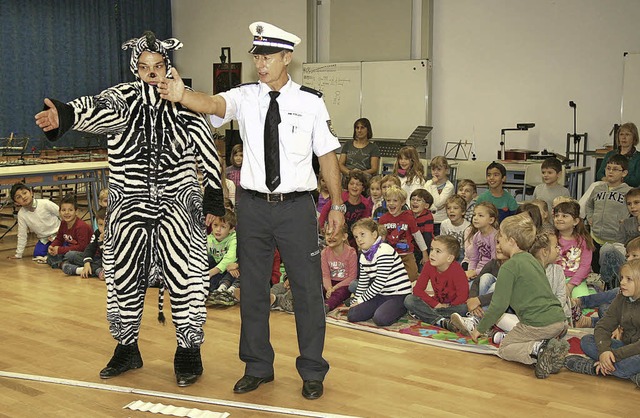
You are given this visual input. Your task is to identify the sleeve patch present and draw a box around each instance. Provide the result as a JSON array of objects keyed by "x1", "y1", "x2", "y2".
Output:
[{"x1": 327, "y1": 120, "x2": 338, "y2": 138}]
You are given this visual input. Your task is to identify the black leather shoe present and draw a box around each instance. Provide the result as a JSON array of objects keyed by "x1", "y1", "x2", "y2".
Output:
[
  {"x1": 302, "y1": 380, "x2": 323, "y2": 400},
  {"x1": 99, "y1": 342, "x2": 143, "y2": 379},
  {"x1": 233, "y1": 374, "x2": 274, "y2": 393},
  {"x1": 176, "y1": 373, "x2": 201, "y2": 387}
]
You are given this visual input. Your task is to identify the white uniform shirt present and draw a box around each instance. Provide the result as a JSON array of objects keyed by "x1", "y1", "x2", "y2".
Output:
[{"x1": 211, "y1": 77, "x2": 340, "y2": 193}]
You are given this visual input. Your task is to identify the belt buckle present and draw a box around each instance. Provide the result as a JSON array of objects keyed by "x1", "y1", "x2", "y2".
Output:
[{"x1": 266, "y1": 193, "x2": 283, "y2": 202}]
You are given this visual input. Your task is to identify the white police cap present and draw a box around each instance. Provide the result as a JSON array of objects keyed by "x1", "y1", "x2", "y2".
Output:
[{"x1": 248, "y1": 21, "x2": 301, "y2": 54}]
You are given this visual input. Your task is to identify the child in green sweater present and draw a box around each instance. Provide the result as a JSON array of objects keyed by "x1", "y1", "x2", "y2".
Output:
[
  {"x1": 468, "y1": 213, "x2": 569, "y2": 379},
  {"x1": 206, "y1": 210, "x2": 240, "y2": 306}
]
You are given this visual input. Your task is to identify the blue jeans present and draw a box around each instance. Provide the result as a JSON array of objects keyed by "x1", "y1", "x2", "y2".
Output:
[
  {"x1": 580, "y1": 334, "x2": 640, "y2": 379},
  {"x1": 348, "y1": 279, "x2": 358, "y2": 294},
  {"x1": 478, "y1": 273, "x2": 497, "y2": 299},
  {"x1": 65, "y1": 250, "x2": 103, "y2": 277},
  {"x1": 580, "y1": 288, "x2": 619, "y2": 326},
  {"x1": 404, "y1": 294, "x2": 467, "y2": 324},
  {"x1": 47, "y1": 251, "x2": 73, "y2": 269},
  {"x1": 208, "y1": 271, "x2": 237, "y2": 293},
  {"x1": 599, "y1": 244, "x2": 626, "y2": 289}
]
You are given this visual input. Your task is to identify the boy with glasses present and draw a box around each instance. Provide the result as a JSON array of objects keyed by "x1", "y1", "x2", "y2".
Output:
[{"x1": 585, "y1": 154, "x2": 631, "y2": 275}]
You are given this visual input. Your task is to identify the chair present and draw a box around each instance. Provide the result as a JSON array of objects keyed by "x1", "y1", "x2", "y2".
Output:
[
  {"x1": 454, "y1": 160, "x2": 491, "y2": 190},
  {"x1": 420, "y1": 158, "x2": 431, "y2": 178},
  {"x1": 379, "y1": 156, "x2": 397, "y2": 174}
]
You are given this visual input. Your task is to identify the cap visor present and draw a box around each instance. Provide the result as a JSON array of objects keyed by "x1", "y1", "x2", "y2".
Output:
[{"x1": 248, "y1": 45, "x2": 287, "y2": 55}]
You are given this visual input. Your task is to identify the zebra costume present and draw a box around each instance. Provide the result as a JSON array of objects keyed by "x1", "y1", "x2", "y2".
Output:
[{"x1": 42, "y1": 32, "x2": 224, "y2": 386}]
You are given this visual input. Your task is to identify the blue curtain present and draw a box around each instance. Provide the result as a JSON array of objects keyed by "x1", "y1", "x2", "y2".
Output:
[{"x1": 0, "y1": 0, "x2": 172, "y2": 150}]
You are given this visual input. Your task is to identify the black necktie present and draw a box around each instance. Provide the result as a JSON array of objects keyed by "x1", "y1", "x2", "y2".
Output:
[{"x1": 264, "y1": 91, "x2": 281, "y2": 191}]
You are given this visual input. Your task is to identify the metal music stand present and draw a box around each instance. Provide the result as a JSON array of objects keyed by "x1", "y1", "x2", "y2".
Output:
[{"x1": 444, "y1": 141, "x2": 472, "y2": 161}]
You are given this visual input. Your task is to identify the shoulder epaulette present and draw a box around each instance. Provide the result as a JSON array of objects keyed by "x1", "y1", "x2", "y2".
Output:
[
  {"x1": 236, "y1": 82, "x2": 259, "y2": 87},
  {"x1": 300, "y1": 85, "x2": 323, "y2": 98}
]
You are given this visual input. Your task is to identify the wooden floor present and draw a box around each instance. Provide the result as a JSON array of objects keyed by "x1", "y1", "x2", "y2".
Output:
[{"x1": 1, "y1": 236, "x2": 639, "y2": 417}]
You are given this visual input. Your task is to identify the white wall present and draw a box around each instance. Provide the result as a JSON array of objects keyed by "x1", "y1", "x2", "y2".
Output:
[
  {"x1": 432, "y1": 0, "x2": 640, "y2": 163},
  {"x1": 328, "y1": 0, "x2": 414, "y2": 61},
  {"x1": 171, "y1": 0, "x2": 307, "y2": 100}
]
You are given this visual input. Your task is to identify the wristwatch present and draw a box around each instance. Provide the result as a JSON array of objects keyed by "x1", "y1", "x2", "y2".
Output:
[{"x1": 330, "y1": 203, "x2": 347, "y2": 213}]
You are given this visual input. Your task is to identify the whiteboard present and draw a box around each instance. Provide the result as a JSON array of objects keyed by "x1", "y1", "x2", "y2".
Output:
[
  {"x1": 362, "y1": 60, "x2": 429, "y2": 139},
  {"x1": 622, "y1": 52, "x2": 640, "y2": 124},
  {"x1": 302, "y1": 62, "x2": 362, "y2": 138},
  {"x1": 302, "y1": 60, "x2": 430, "y2": 140}
]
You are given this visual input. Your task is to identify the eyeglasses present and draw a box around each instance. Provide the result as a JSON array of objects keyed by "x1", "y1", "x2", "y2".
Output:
[
  {"x1": 410, "y1": 197, "x2": 425, "y2": 202},
  {"x1": 605, "y1": 166, "x2": 624, "y2": 172}
]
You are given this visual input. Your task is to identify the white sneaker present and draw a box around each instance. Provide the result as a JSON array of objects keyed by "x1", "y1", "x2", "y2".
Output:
[
  {"x1": 491, "y1": 331, "x2": 506, "y2": 344},
  {"x1": 450, "y1": 313, "x2": 479, "y2": 336}
]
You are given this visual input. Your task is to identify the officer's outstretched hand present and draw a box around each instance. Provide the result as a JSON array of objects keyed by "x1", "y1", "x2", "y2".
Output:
[
  {"x1": 35, "y1": 98, "x2": 59, "y2": 132},
  {"x1": 158, "y1": 68, "x2": 185, "y2": 103}
]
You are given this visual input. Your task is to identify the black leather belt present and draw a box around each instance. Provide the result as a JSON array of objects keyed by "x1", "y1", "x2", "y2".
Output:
[{"x1": 247, "y1": 190, "x2": 310, "y2": 203}]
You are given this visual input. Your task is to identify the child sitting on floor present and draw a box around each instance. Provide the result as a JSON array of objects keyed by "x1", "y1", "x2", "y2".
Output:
[
  {"x1": 564, "y1": 259, "x2": 640, "y2": 388},
  {"x1": 530, "y1": 227, "x2": 571, "y2": 320},
  {"x1": 372, "y1": 174, "x2": 403, "y2": 221},
  {"x1": 476, "y1": 162, "x2": 518, "y2": 222},
  {"x1": 48, "y1": 194, "x2": 93, "y2": 270},
  {"x1": 531, "y1": 199, "x2": 553, "y2": 229},
  {"x1": 393, "y1": 146, "x2": 426, "y2": 206},
  {"x1": 348, "y1": 218, "x2": 412, "y2": 326},
  {"x1": 226, "y1": 143, "x2": 243, "y2": 206},
  {"x1": 404, "y1": 235, "x2": 469, "y2": 332},
  {"x1": 467, "y1": 214, "x2": 569, "y2": 379},
  {"x1": 465, "y1": 202, "x2": 499, "y2": 281},
  {"x1": 465, "y1": 234, "x2": 517, "y2": 345},
  {"x1": 368, "y1": 175, "x2": 384, "y2": 213},
  {"x1": 61, "y1": 207, "x2": 106, "y2": 279},
  {"x1": 440, "y1": 195, "x2": 471, "y2": 263},
  {"x1": 585, "y1": 154, "x2": 631, "y2": 275},
  {"x1": 410, "y1": 188, "x2": 434, "y2": 267},
  {"x1": 457, "y1": 179, "x2": 478, "y2": 223},
  {"x1": 206, "y1": 210, "x2": 240, "y2": 306},
  {"x1": 572, "y1": 236, "x2": 640, "y2": 328},
  {"x1": 424, "y1": 156, "x2": 455, "y2": 235},
  {"x1": 8, "y1": 182, "x2": 61, "y2": 262},
  {"x1": 598, "y1": 188, "x2": 640, "y2": 290},
  {"x1": 322, "y1": 223, "x2": 358, "y2": 312},
  {"x1": 316, "y1": 171, "x2": 331, "y2": 216},
  {"x1": 554, "y1": 201, "x2": 594, "y2": 298},
  {"x1": 379, "y1": 186, "x2": 429, "y2": 281},
  {"x1": 516, "y1": 202, "x2": 543, "y2": 230},
  {"x1": 270, "y1": 274, "x2": 294, "y2": 313},
  {"x1": 533, "y1": 157, "x2": 569, "y2": 217},
  {"x1": 319, "y1": 169, "x2": 372, "y2": 248}
]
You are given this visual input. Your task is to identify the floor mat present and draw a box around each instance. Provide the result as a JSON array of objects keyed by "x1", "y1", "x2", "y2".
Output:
[
  {"x1": 327, "y1": 306, "x2": 586, "y2": 356},
  {"x1": 326, "y1": 306, "x2": 499, "y2": 355}
]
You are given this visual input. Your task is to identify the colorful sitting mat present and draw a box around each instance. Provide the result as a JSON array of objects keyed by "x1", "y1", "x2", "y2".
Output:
[
  {"x1": 326, "y1": 306, "x2": 499, "y2": 355},
  {"x1": 326, "y1": 306, "x2": 586, "y2": 356}
]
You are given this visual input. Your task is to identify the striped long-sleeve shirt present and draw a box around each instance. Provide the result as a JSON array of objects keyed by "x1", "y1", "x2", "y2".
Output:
[{"x1": 355, "y1": 242, "x2": 412, "y2": 303}]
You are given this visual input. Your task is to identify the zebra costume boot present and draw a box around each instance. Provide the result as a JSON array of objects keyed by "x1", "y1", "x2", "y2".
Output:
[
  {"x1": 99, "y1": 342, "x2": 143, "y2": 379},
  {"x1": 174, "y1": 346, "x2": 203, "y2": 387}
]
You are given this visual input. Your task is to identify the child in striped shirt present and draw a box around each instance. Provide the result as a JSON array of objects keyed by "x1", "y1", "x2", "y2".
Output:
[{"x1": 348, "y1": 218, "x2": 412, "y2": 326}]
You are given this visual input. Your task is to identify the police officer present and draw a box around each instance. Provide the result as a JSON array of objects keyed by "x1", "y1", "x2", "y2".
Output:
[{"x1": 159, "y1": 22, "x2": 344, "y2": 400}]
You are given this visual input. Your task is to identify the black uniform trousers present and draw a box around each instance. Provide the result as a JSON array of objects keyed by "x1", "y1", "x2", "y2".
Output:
[{"x1": 236, "y1": 192, "x2": 330, "y2": 381}]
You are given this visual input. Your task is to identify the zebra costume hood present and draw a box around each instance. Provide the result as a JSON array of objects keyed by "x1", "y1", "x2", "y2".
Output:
[{"x1": 122, "y1": 31, "x2": 182, "y2": 79}]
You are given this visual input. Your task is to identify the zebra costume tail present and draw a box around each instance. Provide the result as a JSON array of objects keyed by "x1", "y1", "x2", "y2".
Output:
[{"x1": 158, "y1": 283, "x2": 166, "y2": 325}]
